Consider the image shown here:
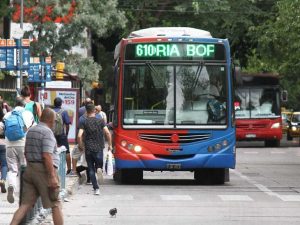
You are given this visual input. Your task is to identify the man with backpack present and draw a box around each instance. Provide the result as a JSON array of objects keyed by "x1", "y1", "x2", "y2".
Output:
[
  {"x1": 21, "y1": 86, "x2": 42, "y2": 123},
  {"x1": 3, "y1": 97, "x2": 35, "y2": 203},
  {"x1": 53, "y1": 97, "x2": 73, "y2": 175}
]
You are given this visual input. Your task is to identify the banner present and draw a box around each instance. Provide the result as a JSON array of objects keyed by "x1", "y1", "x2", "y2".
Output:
[{"x1": 38, "y1": 88, "x2": 79, "y2": 143}]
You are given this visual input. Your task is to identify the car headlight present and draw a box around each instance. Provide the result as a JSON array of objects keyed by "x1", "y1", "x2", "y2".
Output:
[
  {"x1": 292, "y1": 126, "x2": 297, "y2": 131},
  {"x1": 271, "y1": 122, "x2": 280, "y2": 129}
]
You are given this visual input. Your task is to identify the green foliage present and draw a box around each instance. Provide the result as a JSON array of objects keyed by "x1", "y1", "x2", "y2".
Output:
[
  {"x1": 254, "y1": 0, "x2": 300, "y2": 109},
  {"x1": 22, "y1": 0, "x2": 126, "y2": 88},
  {"x1": 0, "y1": 0, "x2": 10, "y2": 24},
  {"x1": 65, "y1": 54, "x2": 102, "y2": 89}
]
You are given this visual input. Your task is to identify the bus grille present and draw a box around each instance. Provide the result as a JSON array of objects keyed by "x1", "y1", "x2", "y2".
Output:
[
  {"x1": 139, "y1": 133, "x2": 211, "y2": 144},
  {"x1": 236, "y1": 124, "x2": 267, "y2": 129}
]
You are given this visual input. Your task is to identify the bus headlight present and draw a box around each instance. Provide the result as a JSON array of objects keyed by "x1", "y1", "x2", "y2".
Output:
[
  {"x1": 214, "y1": 143, "x2": 222, "y2": 151},
  {"x1": 271, "y1": 122, "x2": 280, "y2": 129},
  {"x1": 222, "y1": 139, "x2": 228, "y2": 147},
  {"x1": 127, "y1": 144, "x2": 134, "y2": 150},
  {"x1": 121, "y1": 140, "x2": 127, "y2": 147},
  {"x1": 134, "y1": 145, "x2": 142, "y2": 153}
]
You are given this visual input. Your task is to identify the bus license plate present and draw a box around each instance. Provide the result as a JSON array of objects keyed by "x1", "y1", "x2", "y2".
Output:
[
  {"x1": 167, "y1": 164, "x2": 181, "y2": 170},
  {"x1": 246, "y1": 134, "x2": 256, "y2": 138}
]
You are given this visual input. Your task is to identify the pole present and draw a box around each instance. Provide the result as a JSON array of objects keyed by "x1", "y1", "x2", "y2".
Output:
[
  {"x1": 20, "y1": 0, "x2": 24, "y2": 89},
  {"x1": 16, "y1": 0, "x2": 24, "y2": 96}
]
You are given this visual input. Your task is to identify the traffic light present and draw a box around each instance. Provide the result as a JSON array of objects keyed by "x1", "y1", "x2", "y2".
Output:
[{"x1": 56, "y1": 62, "x2": 65, "y2": 80}]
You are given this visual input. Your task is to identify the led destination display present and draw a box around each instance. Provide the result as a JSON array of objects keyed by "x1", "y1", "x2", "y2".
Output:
[{"x1": 125, "y1": 43, "x2": 226, "y2": 61}]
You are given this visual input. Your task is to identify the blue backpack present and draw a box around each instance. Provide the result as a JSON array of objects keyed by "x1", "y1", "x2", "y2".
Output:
[{"x1": 4, "y1": 110, "x2": 26, "y2": 141}]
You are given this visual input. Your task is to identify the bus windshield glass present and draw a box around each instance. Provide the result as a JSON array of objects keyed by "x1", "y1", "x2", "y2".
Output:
[
  {"x1": 122, "y1": 64, "x2": 227, "y2": 127},
  {"x1": 235, "y1": 88, "x2": 280, "y2": 119}
]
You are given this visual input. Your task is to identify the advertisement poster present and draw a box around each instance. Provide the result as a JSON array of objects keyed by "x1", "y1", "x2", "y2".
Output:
[{"x1": 38, "y1": 88, "x2": 79, "y2": 143}]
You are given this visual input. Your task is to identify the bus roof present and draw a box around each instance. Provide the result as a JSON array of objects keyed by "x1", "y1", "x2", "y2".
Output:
[{"x1": 128, "y1": 27, "x2": 212, "y2": 38}]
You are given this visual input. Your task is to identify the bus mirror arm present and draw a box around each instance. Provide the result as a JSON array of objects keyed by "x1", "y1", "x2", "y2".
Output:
[{"x1": 281, "y1": 90, "x2": 288, "y2": 102}]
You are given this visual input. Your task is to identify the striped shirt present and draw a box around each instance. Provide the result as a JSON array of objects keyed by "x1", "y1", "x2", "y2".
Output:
[{"x1": 25, "y1": 122, "x2": 59, "y2": 168}]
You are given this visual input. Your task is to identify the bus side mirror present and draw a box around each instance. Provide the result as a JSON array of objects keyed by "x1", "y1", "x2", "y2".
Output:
[{"x1": 281, "y1": 90, "x2": 288, "y2": 102}]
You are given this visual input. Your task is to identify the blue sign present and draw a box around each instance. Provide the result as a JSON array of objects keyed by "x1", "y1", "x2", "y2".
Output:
[
  {"x1": 22, "y1": 48, "x2": 30, "y2": 70},
  {"x1": 0, "y1": 48, "x2": 6, "y2": 69},
  {"x1": 6, "y1": 48, "x2": 15, "y2": 70},
  {"x1": 28, "y1": 63, "x2": 40, "y2": 82},
  {"x1": 45, "y1": 64, "x2": 52, "y2": 81},
  {"x1": 28, "y1": 62, "x2": 52, "y2": 82}
]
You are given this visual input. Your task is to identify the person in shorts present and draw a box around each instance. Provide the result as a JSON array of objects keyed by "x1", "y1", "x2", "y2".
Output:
[{"x1": 9, "y1": 108, "x2": 63, "y2": 225}]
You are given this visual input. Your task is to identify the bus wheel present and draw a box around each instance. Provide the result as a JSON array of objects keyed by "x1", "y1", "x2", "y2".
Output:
[
  {"x1": 114, "y1": 169, "x2": 143, "y2": 184},
  {"x1": 265, "y1": 140, "x2": 280, "y2": 147},
  {"x1": 194, "y1": 168, "x2": 225, "y2": 185}
]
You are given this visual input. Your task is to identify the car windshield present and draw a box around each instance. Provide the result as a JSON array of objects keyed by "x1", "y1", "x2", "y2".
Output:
[
  {"x1": 122, "y1": 64, "x2": 227, "y2": 127},
  {"x1": 292, "y1": 114, "x2": 300, "y2": 123},
  {"x1": 235, "y1": 88, "x2": 280, "y2": 119}
]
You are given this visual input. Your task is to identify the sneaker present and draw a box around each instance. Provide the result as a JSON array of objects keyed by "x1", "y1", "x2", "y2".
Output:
[
  {"x1": 94, "y1": 189, "x2": 100, "y2": 195},
  {"x1": 86, "y1": 180, "x2": 92, "y2": 185},
  {"x1": 0, "y1": 180, "x2": 6, "y2": 193},
  {"x1": 7, "y1": 186, "x2": 14, "y2": 203},
  {"x1": 66, "y1": 171, "x2": 78, "y2": 177},
  {"x1": 96, "y1": 168, "x2": 104, "y2": 185}
]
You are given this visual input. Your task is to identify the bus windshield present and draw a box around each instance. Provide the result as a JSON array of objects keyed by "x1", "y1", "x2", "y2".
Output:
[
  {"x1": 122, "y1": 63, "x2": 227, "y2": 127},
  {"x1": 235, "y1": 88, "x2": 280, "y2": 119}
]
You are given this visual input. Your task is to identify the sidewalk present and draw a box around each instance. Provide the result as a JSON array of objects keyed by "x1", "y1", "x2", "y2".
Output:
[{"x1": 0, "y1": 176, "x2": 79, "y2": 225}]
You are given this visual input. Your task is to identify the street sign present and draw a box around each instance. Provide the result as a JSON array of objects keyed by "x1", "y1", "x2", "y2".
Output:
[
  {"x1": 0, "y1": 38, "x2": 30, "y2": 71},
  {"x1": 6, "y1": 39, "x2": 16, "y2": 70},
  {"x1": 28, "y1": 57, "x2": 52, "y2": 82},
  {"x1": 22, "y1": 39, "x2": 30, "y2": 70}
]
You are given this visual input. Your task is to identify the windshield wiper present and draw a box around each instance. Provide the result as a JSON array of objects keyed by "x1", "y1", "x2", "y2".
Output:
[
  {"x1": 189, "y1": 61, "x2": 205, "y2": 98},
  {"x1": 145, "y1": 61, "x2": 164, "y2": 85}
]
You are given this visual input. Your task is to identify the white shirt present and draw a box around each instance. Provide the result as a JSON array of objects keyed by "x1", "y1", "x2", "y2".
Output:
[{"x1": 4, "y1": 106, "x2": 35, "y2": 147}]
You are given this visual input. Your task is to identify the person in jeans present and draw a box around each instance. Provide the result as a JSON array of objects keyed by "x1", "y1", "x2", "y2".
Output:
[
  {"x1": 77, "y1": 103, "x2": 112, "y2": 195},
  {"x1": 53, "y1": 97, "x2": 72, "y2": 175},
  {"x1": 9, "y1": 108, "x2": 63, "y2": 225}
]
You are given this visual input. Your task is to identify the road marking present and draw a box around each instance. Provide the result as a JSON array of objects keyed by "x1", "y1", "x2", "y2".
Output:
[
  {"x1": 218, "y1": 195, "x2": 253, "y2": 201},
  {"x1": 160, "y1": 195, "x2": 192, "y2": 201},
  {"x1": 232, "y1": 170, "x2": 300, "y2": 201},
  {"x1": 244, "y1": 151, "x2": 258, "y2": 154},
  {"x1": 277, "y1": 195, "x2": 300, "y2": 202},
  {"x1": 270, "y1": 151, "x2": 286, "y2": 154},
  {"x1": 100, "y1": 195, "x2": 134, "y2": 200}
]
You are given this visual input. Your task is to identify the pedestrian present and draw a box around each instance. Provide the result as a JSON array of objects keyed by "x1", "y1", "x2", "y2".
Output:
[
  {"x1": 0, "y1": 97, "x2": 11, "y2": 114},
  {"x1": 78, "y1": 97, "x2": 92, "y2": 118},
  {"x1": 95, "y1": 104, "x2": 107, "y2": 124},
  {"x1": 52, "y1": 97, "x2": 73, "y2": 175},
  {"x1": 9, "y1": 108, "x2": 63, "y2": 225},
  {"x1": 21, "y1": 85, "x2": 42, "y2": 123},
  {"x1": 77, "y1": 103, "x2": 112, "y2": 195},
  {"x1": 71, "y1": 106, "x2": 102, "y2": 176},
  {"x1": 3, "y1": 97, "x2": 35, "y2": 203},
  {"x1": 0, "y1": 103, "x2": 7, "y2": 193}
]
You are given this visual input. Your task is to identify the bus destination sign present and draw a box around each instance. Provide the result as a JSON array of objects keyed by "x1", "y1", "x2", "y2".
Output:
[{"x1": 125, "y1": 43, "x2": 225, "y2": 61}]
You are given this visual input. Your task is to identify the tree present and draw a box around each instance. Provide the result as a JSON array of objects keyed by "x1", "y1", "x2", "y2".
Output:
[
  {"x1": 12, "y1": 0, "x2": 126, "y2": 88},
  {"x1": 253, "y1": 0, "x2": 300, "y2": 109}
]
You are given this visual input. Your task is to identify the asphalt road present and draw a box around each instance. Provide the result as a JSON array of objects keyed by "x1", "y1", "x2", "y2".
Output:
[{"x1": 61, "y1": 137, "x2": 300, "y2": 225}]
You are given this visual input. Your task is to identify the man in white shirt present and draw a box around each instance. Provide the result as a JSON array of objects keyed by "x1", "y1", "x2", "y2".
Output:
[{"x1": 3, "y1": 97, "x2": 35, "y2": 203}]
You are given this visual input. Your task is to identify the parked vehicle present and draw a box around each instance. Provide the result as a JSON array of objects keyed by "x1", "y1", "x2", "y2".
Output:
[{"x1": 287, "y1": 112, "x2": 300, "y2": 140}]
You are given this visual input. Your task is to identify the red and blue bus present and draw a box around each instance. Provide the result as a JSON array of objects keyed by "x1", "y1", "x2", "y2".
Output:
[{"x1": 111, "y1": 27, "x2": 236, "y2": 184}]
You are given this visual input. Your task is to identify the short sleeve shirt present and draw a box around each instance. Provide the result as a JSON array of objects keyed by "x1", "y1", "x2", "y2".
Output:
[
  {"x1": 25, "y1": 122, "x2": 59, "y2": 167},
  {"x1": 79, "y1": 116, "x2": 105, "y2": 152}
]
